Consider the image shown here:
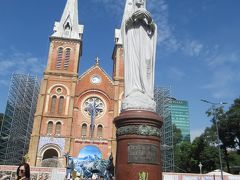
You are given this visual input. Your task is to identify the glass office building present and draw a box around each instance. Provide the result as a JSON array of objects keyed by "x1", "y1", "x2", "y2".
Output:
[
  {"x1": 170, "y1": 99, "x2": 190, "y2": 142},
  {"x1": 155, "y1": 88, "x2": 191, "y2": 172}
]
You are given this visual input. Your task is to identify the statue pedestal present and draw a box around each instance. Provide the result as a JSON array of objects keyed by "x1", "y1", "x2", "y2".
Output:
[{"x1": 114, "y1": 110, "x2": 163, "y2": 180}]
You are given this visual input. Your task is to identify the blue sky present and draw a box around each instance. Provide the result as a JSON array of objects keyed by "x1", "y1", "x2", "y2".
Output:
[{"x1": 0, "y1": 0, "x2": 239, "y2": 140}]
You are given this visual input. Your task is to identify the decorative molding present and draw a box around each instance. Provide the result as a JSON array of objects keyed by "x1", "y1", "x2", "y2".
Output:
[
  {"x1": 78, "y1": 65, "x2": 114, "y2": 85},
  {"x1": 51, "y1": 38, "x2": 81, "y2": 44},
  {"x1": 47, "y1": 83, "x2": 70, "y2": 95},
  {"x1": 38, "y1": 137, "x2": 65, "y2": 154},
  {"x1": 46, "y1": 119, "x2": 64, "y2": 125},
  {"x1": 116, "y1": 125, "x2": 161, "y2": 137},
  {"x1": 81, "y1": 95, "x2": 106, "y2": 119},
  {"x1": 96, "y1": 123, "x2": 104, "y2": 128}
]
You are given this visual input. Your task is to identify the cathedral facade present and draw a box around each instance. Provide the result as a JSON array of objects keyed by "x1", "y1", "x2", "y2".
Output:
[{"x1": 28, "y1": 0, "x2": 124, "y2": 167}]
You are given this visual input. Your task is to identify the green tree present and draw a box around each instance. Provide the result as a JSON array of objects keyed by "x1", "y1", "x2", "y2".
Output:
[
  {"x1": 173, "y1": 125, "x2": 196, "y2": 172},
  {"x1": 226, "y1": 98, "x2": 240, "y2": 150},
  {"x1": 223, "y1": 98, "x2": 240, "y2": 173},
  {"x1": 172, "y1": 98, "x2": 240, "y2": 174},
  {"x1": 173, "y1": 124, "x2": 183, "y2": 145},
  {"x1": 191, "y1": 130, "x2": 219, "y2": 173},
  {"x1": 204, "y1": 98, "x2": 240, "y2": 173},
  {"x1": 174, "y1": 141, "x2": 195, "y2": 173},
  {"x1": 227, "y1": 151, "x2": 240, "y2": 174},
  {"x1": 206, "y1": 106, "x2": 232, "y2": 172}
]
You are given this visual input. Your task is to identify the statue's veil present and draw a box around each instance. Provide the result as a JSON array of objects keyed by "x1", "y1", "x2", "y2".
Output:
[
  {"x1": 121, "y1": 0, "x2": 134, "y2": 28},
  {"x1": 121, "y1": 0, "x2": 147, "y2": 28}
]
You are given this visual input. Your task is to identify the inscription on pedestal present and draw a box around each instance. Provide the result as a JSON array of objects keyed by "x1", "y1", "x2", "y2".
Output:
[{"x1": 128, "y1": 143, "x2": 160, "y2": 164}]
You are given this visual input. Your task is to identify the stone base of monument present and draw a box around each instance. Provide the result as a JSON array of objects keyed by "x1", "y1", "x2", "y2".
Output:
[{"x1": 114, "y1": 110, "x2": 163, "y2": 180}]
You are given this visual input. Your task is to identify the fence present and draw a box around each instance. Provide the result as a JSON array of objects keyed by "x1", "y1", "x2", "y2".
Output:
[
  {"x1": 0, "y1": 165, "x2": 65, "y2": 180},
  {"x1": 0, "y1": 165, "x2": 240, "y2": 180}
]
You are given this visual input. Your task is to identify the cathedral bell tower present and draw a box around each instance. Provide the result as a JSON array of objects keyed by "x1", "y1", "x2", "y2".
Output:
[
  {"x1": 46, "y1": 0, "x2": 84, "y2": 75},
  {"x1": 28, "y1": 0, "x2": 84, "y2": 167},
  {"x1": 111, "y1": 28, "x2": 124, "y2": 162}
]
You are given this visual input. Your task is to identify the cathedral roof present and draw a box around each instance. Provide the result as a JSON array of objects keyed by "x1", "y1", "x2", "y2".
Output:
[
  {"x1": 51, "y1": 0, "x2": 84, "y2": 40},
  {"x1": 78, "y1": 59, "x2": 113, "y2": 85}
]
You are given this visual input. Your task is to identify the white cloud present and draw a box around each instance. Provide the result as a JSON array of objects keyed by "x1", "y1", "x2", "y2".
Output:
[
  {"x1": 0, "y1": 61, "x2": 15, "y2": 75},
  {"x1": 202, "y1": 52, "x2": 240, "y2": 99},
  {"x1": 0, "y1": 48, "x2": 44, "y2": 82},
  {"x1": 149, "y1": 1, "x2": 204, "y2": 56},
  {"x1": 206, "y1": 52, "x2": 240, "y2": 68},
  {"x1": 168, "y1": 67, "x2": 186, "y2": 80},
  {"x1": 149, "y1": 0, "x2": 181, "y2": 51},
  {"x1": 183, "y1": 40, "x2": 204, "y2": 57},
  {"x1": 90, "y1": 0, "x2": 181, "y2": 52},
  {"x1": 191, "y1": 128, "x2": 204, "y2": 142},
  {"x1": 203, "y1": 73, "x2": 240, "y2": 99},
  {"x1": 88, "y1": 0, "x2": 124, "y2": 21},
  {"x1": 0, "y1": 79, "x2": 9, "y2": 86}
]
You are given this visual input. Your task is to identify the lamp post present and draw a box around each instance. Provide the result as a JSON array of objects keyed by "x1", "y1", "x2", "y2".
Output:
[
  {"x1": 201, "y1": 99, "x2": 227, "y2": 180},
  {"x1": 198, "y1": 162, "x2": 203, "y2": 174}
]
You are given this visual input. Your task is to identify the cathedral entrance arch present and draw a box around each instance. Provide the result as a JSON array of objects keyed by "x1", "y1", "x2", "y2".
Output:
[
  {"x1": 43, "y1": 148, "x2": 58, "y2": 160},
  {"x1": 40, "y1": 145, "x2": 62, "y2": 168}
]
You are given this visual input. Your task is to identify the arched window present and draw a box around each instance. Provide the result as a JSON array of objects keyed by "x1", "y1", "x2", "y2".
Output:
[
  {"x1": 47, "y1": 121, "x2": 53, "y2": 135},
  {"x1": 55, "y1": 122, "x2": 62, "y2": 135},
  {"x1": 97, "y1": 125, "x2": 103, "y2": 137},
  {"x1": 58, "y1": 96, "x2": 64, "y2": 114},
  {"x1": 56, "y1": 47, "x2": 63, "y2": 70},
  {"x1": 64, "y1": 48, "x2": 71, "y2": 70},
  {"x1": 50, "y1": 96, "x2": 57, "y2": 113},
  {"x1": 81, "y1": 124, "x2": 87, "y2": 137}
]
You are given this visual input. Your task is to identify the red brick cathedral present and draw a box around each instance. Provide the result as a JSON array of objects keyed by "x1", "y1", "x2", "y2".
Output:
[{"x1": 28, "y1": 0, "x2": 124, "y2": 167}]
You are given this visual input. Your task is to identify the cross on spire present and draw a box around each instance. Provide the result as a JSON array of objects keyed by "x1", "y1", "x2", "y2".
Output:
[{"x1": 95, "y1": 57, "x2": 100, "y2": 66}]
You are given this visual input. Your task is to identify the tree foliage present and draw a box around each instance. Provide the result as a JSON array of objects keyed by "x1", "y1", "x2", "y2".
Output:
[
  {"x1": 172, "y1": 97, "x2": 240, "y2": 174},
  {"x1": 173, "y1": 124, "x2": 183, "y2": 145},
  {"x1": 174, "y1": 141, "x2": 196, "y2": 173},
  {"x1": 226, "y1": 98, "x2": 240, "y2": 150}
]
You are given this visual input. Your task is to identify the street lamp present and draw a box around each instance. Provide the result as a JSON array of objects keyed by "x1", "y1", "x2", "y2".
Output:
[
  {"x1": 198, "y1": 162, "x2": 203, "y2": 174},
  {"x1": 201, "y1": 99, "x2": 227, "y2": 180}
]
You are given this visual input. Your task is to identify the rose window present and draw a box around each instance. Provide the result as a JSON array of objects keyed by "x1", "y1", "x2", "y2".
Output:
[{"x1": 83, "y1": 97, "x2": 105, "y2": 118}]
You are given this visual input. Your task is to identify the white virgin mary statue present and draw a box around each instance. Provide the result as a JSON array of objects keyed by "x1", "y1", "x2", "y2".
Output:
[{"x1": 121, "y1": 0, "x2": 157, "y2": 111}]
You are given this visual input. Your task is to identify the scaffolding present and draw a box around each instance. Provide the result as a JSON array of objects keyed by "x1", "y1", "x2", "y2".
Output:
[
  {"x1": 154, "y1": 87, "x2": 174, "y2": 172},
  {"x1": 0, "y1": 73, "x2": 40, "y2": 165}
]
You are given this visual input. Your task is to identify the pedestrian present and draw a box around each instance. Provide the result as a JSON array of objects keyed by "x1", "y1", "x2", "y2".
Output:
[{"x1": 16, "y1": 162, "x2": 30, "y2": 180}]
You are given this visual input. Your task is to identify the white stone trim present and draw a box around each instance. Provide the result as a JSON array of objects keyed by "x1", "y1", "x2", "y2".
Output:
[
  {"x1": 81, "y1": 122, "x2": 89, "y2": 126},
  {"x1": 38, "y1": 137, "x2": 65, "y2": 157},
  {"x1": 39, "y1": 144, "x2": 62, "y2": 158},
  {"x1": 65, "y1": 96, "x2": 70, "y2": 115},
  {"x1": 46, "y1": 119, "x2": 64, "y2": 125},
  {"x1": 64, "y1": 47, "x2": 72, "y2": 51},
  {"x1": 118, "y1": 91, "x2": 124, "y2": 114},
  {"x1": 47, "y1": 84, "x2": 70, "y2": 95},
  {"x1": 45, "y1": 94, "x2": 50, "y2": 113},
  {"x1": 56, "y1": 120, "x2": 64, "y2": 125},
  {"x1": 96, "y1": 123, "x2": 104, "y2": 128},
  {"x1": 81, "y1": 94, "x2": 107, "y2": 120},
  {"x1": 45, "y1": 84, "x2": 68, "y2": 113}
]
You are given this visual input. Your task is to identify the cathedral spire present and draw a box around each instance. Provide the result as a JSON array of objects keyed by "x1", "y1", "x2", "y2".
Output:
[{"x1": 51, "y1": 0, "x2": 84, "y2": 40}]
